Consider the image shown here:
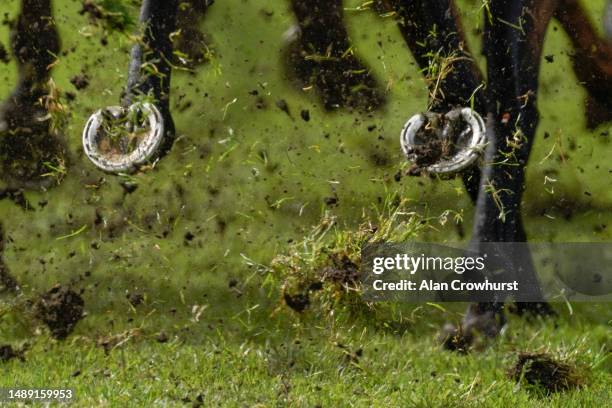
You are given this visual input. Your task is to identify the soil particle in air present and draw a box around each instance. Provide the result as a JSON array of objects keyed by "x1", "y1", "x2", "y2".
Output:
[
  {"x1": 70, "y1": 73, "x2": 89, "y2": 90},
  {"x1": 0, "y1": 344, "x2": 23, "y2": 363},
  {"x1": 275, "y1": 99, "x2": 292, "y2": 117},
  {"x1": 127, "y1": 292, "x2": 144, "y2": 307},
  {"x1": 509, "y1": 352, "x2": 584, "y2": 393},
  {"x1": 34, "y1": 284, "x2": 85, "y2": 340},
  {"x1": 156, "y1": 331, "x2": 169, "y2": 343},
  {"x1": 120, "y1": 180, "x2": 138, "y2": 194},
  {"x1": 283, "y1": 292, "x2": 309, "y2": 312},
  {"x1": 300, "y1": 109, "x2": 310, "y2": 122},
  {"x1": 324, "y1": 196, "x2": 338, "y2": 206}
]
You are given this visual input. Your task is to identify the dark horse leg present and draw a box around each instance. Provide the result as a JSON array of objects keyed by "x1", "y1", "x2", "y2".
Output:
[
  {"x1": 390, "y1": 0, "x2": 486, "y2": 201},
  {"x1": 174, "y1": 0, "x2": 213, "y2": 69},
  {"x1": 0, "y1": 0, "x2": 65, "y2": 189},
  {"x1": 458, "y1": 0, "x2": 557, "y2": 345},
  {"x1": 555, "y1": 0, "x2": 612, "y2": 129},
  {"x1": 124, "y1": 0, "x2": 179, "y2": 156},
  {"x1": 284, "y1": 0, "x2": 386, "y2": 111},
  {"x1": 0, "y1": 223, "x2": 18, "y2": 293}
]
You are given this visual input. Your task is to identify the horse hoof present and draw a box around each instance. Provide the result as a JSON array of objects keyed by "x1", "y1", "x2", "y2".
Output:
[
  {"x1": 400, "y1": 107, "x2": 486, "y2": 175},
  {"x1": 83, "y1": 103, "x2": 165, "y2": 173}
]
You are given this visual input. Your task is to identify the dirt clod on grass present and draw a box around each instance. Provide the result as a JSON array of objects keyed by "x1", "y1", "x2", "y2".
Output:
[
  {"x1": 509, "y1": 352, "x2": 585, "y2": 393},
  {"x1": 33, "y1": 284, "x2": 85, "y2": 340}
]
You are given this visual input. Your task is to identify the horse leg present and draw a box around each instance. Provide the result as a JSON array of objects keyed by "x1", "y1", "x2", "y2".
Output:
[
  {"x1": 124, "y1": 0, "x2": 179, "y2": 156},
  {"x1": 0, "y1": 223, "x2": 18, "y2": 293},
  {"x1": 174, "y1": 0, "x2": 213, "y2": 69},
  {"x1": 391, "y1": 0, "x2": 486, "y2": 201},
  {"x1": 0, "y1": 0, "x2": 65, "y2": 189},
  {"x1": 455, "y1": 0, "x2": 558, "y2": 347},
  {"x1": 555, "y1": 0, "x2": 612, "y2": 129},
  {"x1": 285, "y1": 0, "x2": 386, "y2": 111}
]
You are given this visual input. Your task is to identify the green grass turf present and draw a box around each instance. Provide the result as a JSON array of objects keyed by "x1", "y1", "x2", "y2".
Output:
[{"x1": 0, "y1": 0, "x2": 611, "y2": 406}]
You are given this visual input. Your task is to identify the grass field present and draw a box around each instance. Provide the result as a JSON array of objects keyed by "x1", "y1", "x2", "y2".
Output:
[{"x1": 0, "y1": 0, "x2": 611, "y2": 406}]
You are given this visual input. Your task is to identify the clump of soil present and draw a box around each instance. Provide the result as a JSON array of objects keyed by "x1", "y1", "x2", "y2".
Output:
[
  {"x1": 282, "y1": 280, "x2": 325, "y2": 312},
  {"x1": 509, "y1": 352, "x2": 585, "y2": 393},
  {"x1": 439, "y1": 323, "x2": 473, "y2": 354},
  {"x1": 280, "y1": 252, "x2": 361, "y2": 313},
  {"x1": 70, "y1": 73, "x2": 90, "y2": 90},
  {"x1": 412, "y1": 116, "x2": 458, "y2": 167},
  {"x1": 0, "y1": 344, "x2": 24, "y2": 363},
  {"x1": 33, "y1": 284, "x2": 85, "y2": 340},
  {"x1": 127, "y1": 292, "x2": 144, "y2": 307},
  {"x1": 283, "y1": 292, "x2": 309, "y2": 312},
  {"x1": 322, "y1": 254, "x2": 360, "y2": 287}
]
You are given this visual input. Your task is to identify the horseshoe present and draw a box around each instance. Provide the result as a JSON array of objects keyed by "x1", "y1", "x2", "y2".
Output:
[
  {"x1": 82, "y1": 103, "x2": 165, "y2": 173},
  {"x1": 400, "y1": 107, "x2": 486, "y2": 175}
]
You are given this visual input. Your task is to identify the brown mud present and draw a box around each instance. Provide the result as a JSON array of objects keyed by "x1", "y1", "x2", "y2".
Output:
[{"x1": 33, "y1": 284, "x2": 85, "y2": 340}]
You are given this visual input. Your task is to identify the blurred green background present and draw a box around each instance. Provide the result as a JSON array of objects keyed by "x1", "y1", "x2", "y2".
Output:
[{"x1": 0, "y1": 0, "x2": 610, "y2": 318}]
